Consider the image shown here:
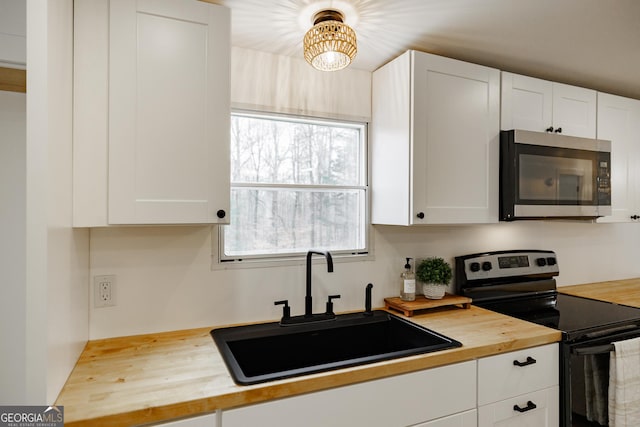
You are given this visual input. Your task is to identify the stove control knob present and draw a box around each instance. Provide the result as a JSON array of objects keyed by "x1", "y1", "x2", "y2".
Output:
[
  {"x1": 482, "y1": 261, "x2": 492, "y2": 271},
  {"x1": 536, "y1": 257, "x2": 547, "y2": 267},
  {"x1": 546, "y1": 257, "x2": 557, "y2": 266},
  {"x1": 470, "y1": 262, "x2": 481, "y2": 272}
]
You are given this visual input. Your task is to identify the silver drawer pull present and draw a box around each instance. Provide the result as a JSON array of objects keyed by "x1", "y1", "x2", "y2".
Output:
[
  {"x1": 513, "y1": 401, "x2": 537, "y2": 413},
  {"x1": 513, "y1": 356, "x2": 536, "y2": 367}
]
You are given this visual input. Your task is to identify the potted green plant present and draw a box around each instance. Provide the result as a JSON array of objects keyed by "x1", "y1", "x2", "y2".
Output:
[{"x1": 415, "y1": 257, "x2": 452, "y2": 299}]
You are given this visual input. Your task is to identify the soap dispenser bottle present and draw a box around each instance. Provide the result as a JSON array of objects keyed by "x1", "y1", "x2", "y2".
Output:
[{"x1": 400, "y1": 258, "x2": 416, "y2": 301}]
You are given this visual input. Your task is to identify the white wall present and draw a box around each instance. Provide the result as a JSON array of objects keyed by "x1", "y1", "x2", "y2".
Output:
[
  {"x1": 0, "y1": 90, "x2": 27, "y2": 403},
  {"x1": 25, "y1": 0, "x2": 89, "y2": 404},
  {"x1": 1, "y1": 1, "x2": 88, "y2": 405},
  {"x1": 231, "y1": 47, "x2": 371, "y2": 122},
  {"x1": 88, "y1": 48, "x2": 640, "y2": 339},
  {"x1": 89, "y1": 222, "x2": 640, "y2": 339}
]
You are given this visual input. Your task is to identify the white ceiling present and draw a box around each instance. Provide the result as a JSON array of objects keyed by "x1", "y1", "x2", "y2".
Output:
[
  {"x1": 2, "y1": 1, "x2": 637, "y2": 98},
  {"x1": 217, "y1": 0, "x2": 640, "y2": 99}
]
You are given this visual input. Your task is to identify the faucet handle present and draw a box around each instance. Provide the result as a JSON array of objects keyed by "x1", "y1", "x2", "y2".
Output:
[
  {"x1": 274, "y1": 300, "x2": 291, "y2": 321},
  {"x1": 325, "y1": 294, "x2": 341, "y2": 315}
]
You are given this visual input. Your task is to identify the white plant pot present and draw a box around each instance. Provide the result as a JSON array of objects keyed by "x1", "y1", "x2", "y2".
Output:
[{"x1": 423, "y1": 283, "x2": 446, "y2": 299}]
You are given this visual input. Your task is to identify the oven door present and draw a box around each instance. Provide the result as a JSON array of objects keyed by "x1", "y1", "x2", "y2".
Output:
[
  {"x1": 562, "y1": 327, "x2": 640, "y2": 427},
  {"x1": 500, "y1": 129, "x2": 611, "y2": 220}
]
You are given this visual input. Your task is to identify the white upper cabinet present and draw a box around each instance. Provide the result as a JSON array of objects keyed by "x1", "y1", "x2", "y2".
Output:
[
  {"x1": 501, "y1": 72, "x2": 596, "y2": 138},
  {"x1": 500, "y1": 72, "x2": 552, "y2": 133},
  {"x1": 552, "y1": 82, "x2": 597, "y2": 138},
  {"x1": 596, "y1": 92, "x2": 640, "y2": 223},
  {"x1": 73, "y1": 0, "x2": 230, "y2": 226},
  {"x1": 372, "y1": 51, "x2": 500, "y2": 225}
]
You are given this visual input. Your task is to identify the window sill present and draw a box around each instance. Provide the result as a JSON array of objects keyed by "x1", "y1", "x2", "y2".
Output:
[{"x1": 210, "y1": 226, "x2": 374, "y2": 270}]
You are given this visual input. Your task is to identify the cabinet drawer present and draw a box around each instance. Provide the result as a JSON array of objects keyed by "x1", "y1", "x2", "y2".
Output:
[
  {"x1": 478, "y1": 344, "x2": 558, "y2": 405},
  {"x1": 478, "y1": 386, "x2": 559, "y2": 427}
]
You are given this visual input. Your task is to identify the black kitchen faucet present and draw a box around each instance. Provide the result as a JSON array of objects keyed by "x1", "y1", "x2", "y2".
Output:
[
  {"x1": 274, "y1": 250, "x2": 337, "y2": 325},
  {"x1": 305, "y1": 250, "x2": 334, "y2": 317}
]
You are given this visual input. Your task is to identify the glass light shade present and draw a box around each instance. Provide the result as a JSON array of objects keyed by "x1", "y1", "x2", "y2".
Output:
[{"x1": 303, "y1": 19, "x2": 357, "y2": 71}]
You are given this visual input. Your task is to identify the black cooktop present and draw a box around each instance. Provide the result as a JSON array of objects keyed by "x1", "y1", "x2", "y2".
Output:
[
  {"x1": 455, "y1": 250, "x2": 640, "y2": 343},
  {"x1": 476, "y1": 292, "x2": 640, "y2": 342}
]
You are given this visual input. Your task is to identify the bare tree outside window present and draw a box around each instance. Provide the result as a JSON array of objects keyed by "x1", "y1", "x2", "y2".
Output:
[{"x1": 222, "y1": 113, "x2": 368, "y2": 259}]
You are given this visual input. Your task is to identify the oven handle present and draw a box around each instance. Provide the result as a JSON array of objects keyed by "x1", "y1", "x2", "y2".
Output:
[{"x1": 573, "y1": 344, "x2": 614, "y2": 356}]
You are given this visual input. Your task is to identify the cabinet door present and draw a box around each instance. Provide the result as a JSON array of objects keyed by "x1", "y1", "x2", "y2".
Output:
[
  {"x1": 501, "y1": 72, "x2": 596, "y2": 138},
  {"x1": 478, "y1": 386, "x2": 559, "y2": 427},
  {"x1": 412, "y1": 52, "x2": 500, "y2": 224},
  {"x1": 148, "y1": 412, "x2": 217, "y2": 426},
  {"x1": 222, "y1": 361, "x2": 476, "y2": 427},
  {"x1": 596, "y1": 92, "x2": 640, "y2": 223},
  {"x1": 109, "y1": 0, "x2": 230, "y2": 224},
  {"x1": 415, "y1": 410, "x2": 477, "y2": 427},
  {"x1": 552, "y1": 82, "x2": 596, "y2": 138},
  {"x1": 501, "y1": 72, "x2": 553, "y2": 132}
]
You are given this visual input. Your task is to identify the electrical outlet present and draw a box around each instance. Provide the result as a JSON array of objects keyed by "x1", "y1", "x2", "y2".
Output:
[{"x1": 94, "y1": 275, "x2": 116, "y2": 308}]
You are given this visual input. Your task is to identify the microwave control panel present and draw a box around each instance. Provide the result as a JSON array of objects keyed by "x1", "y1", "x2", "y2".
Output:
[{"x1": 597, "y1": 153, "x2": 611, "y2": 205}]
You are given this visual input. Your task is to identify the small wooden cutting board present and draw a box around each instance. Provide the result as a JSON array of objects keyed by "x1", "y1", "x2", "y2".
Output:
[{"x1": 385, "y1": 293, "x2": 472, "y2": 317}]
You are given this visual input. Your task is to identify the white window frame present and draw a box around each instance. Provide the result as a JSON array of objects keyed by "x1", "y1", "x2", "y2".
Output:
[{"x1": 214, "y1": 110, "x2": 372, "y2": 268}]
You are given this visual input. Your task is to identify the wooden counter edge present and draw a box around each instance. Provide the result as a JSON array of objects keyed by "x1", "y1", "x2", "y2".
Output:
[{"x1": 0, "y1": 67, "x2": 26, "y2": 93}]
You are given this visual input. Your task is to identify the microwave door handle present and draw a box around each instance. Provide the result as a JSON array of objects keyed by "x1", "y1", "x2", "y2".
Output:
[{"x1": 573, "y1": 344, "x2": 615, "y2": 356}]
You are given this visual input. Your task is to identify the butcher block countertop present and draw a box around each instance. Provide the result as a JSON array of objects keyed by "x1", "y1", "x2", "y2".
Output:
[
  {"x1": 559, "y1": 277, "x2": 640, "y2": 307},
  {"x1": 55, "y1": 305, "x2": 560, "y2": 426}
]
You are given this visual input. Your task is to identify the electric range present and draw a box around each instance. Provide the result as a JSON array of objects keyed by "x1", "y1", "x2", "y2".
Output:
[{"x1": 455, "y1": 249, "x2": 640, "y2": 427}]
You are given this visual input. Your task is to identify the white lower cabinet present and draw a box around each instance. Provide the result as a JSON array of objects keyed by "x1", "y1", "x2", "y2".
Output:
[
  {"x1": 148, "y1": 412, "x2": 218, "y2": 426},
  {"x1": 221, "y1": 361, "x2": 476, "y2": 427},
  {"x1": 477, "y1": 344, "x2": 559, "y2": 427},
  {"x1": 218, "y1": 345, "x2": 560, "y2": 427},
  {"x1": 478, "y1": 386, "x2": 558, "y2": 427},
  {"x1": 414, "y1": 409, "x2": 477, "y2": 427}
]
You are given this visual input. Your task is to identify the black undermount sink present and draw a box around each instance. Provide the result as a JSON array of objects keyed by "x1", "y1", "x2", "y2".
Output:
[{"x1": 211, "y1": 310, "x2": 462, "y2": 385}]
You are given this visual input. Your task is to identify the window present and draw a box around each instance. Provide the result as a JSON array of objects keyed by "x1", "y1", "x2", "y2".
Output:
[{"x1": 220, "y1": 112, "x2": 368, "y2": 262}]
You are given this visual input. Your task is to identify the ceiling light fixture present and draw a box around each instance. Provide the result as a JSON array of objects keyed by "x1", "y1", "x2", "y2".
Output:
[{"x1": 303, "y1": 9, "x2": 357, "y2": 72}]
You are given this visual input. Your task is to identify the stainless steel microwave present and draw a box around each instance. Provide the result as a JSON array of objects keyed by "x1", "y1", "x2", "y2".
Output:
[{"x1": 500, "y1": 129, "x2": 611, "y2": 221}]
